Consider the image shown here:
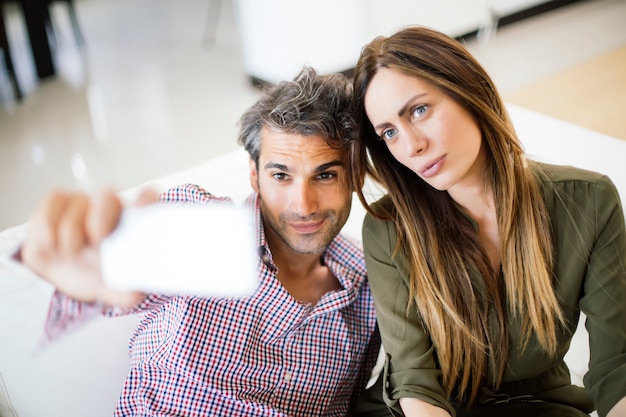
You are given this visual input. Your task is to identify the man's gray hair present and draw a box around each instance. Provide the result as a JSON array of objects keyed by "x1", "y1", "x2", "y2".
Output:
[{"x1": 237, "y1": 66, "x2": 355, "y2": 165}]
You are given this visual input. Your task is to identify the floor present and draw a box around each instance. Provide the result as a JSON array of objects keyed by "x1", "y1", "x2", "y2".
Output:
[
  {"x1": 505, "y1": 45, "x2": 626, "y2": 140},
  {"x1": 0, "y1": 0, "x2": 625, "y2": 231}
]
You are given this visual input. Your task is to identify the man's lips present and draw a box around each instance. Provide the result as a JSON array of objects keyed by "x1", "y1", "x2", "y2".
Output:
[
  {"x1": 290, "y1": 220, "x2": 324, "y2": 234},
  {"x1": 419, "y1": 155, "x2": 445, "y2": 179}
]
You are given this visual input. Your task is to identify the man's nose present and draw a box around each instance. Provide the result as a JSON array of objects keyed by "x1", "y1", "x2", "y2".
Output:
[{"x1": 290, "y1": 181, "x2": 318, "y2": 217}]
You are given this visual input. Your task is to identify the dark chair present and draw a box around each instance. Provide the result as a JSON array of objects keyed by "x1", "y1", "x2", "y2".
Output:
[
  {"x1": 0, "y1": 1, "x2": 22, "y2": 100},
  {"x1": 44, "y1": 0, "x2": 85, "y2": 47},
  {"x1": 0, "y1": 0, "x2": 85, "y2": 98}
]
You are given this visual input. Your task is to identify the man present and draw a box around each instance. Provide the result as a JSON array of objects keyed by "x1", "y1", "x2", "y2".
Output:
[{"x1": 21, "y1": 67, "x2": 381, "y2": 416}]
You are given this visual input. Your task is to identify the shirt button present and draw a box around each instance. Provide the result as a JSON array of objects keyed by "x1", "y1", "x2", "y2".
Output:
[{"x1": 284, "y1": 371, "x2": 293, "y2": 383}]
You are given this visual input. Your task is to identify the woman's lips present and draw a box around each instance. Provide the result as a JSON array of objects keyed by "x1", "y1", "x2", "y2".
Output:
[{"x1": 419, "y1": 155, "x2": 445, "y2": 179}]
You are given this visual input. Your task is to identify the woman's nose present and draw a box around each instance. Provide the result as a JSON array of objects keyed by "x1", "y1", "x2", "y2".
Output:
[{"x1": 403, "y1": 128, "x2": 427, "y2": 156}]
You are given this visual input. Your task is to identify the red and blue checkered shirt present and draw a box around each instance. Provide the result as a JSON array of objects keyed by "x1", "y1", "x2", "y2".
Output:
[{"x1": 44, "y1": 184, "x2": 380, "y2": 416}]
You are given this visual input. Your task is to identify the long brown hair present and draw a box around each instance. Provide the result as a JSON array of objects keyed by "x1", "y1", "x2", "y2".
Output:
[{"x1": 351, "y1": 26, "x2": 564, "y2": 404}]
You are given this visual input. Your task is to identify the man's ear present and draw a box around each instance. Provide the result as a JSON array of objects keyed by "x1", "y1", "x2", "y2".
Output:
[{"x1": 249, "y1": 158, "x2": 260, "y2": 193}]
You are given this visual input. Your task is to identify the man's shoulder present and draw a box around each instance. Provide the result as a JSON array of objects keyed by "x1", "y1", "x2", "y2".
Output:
[
  {"x1": 328, "y1": 233, "x2": 366, "y2": 271},
  {"x1": 160, "y1": 184, "x2": 234, "y2": 204},
  {"x1": 334, "y1": 232, "x2": 364, "y2": 253}
]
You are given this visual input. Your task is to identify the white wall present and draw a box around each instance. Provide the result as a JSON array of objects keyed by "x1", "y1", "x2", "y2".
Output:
[
  {"x1": 236, "y1": 0, "x2": 553, "y2": 84},
  {"x1": 236, "y1": 0, "x2": 370, "y2": 84},
  {"x1": 236, "y1": 0, "x2": 493, "y2": 84},
  {"x1": 488, "y1": 0, "x2": 549, "y2": 17},
  {"x1": 368, "y1": 0, "x2": 490, "y2": 38}
]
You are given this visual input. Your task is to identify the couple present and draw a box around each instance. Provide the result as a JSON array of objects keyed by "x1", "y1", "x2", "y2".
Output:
[{"x1": 21, "y1": 27, "x2": 625, "y2": 417}]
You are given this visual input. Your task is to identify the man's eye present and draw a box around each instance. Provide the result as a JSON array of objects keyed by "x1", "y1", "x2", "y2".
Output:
[
  {"x1": 381, "y1": 128, "x2": 397, "y2": 141},
  {"x1": 317, "y1": 172, "x2": 336, "y2": 180},
  {"x1": 273, "y1": 173, "x2": 287, "y2": 181}
]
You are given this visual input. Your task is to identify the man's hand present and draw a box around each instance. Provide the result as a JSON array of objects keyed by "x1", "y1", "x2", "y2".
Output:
[{"x1": 21, "y1": 189, "x2": 156, "y2": 308}]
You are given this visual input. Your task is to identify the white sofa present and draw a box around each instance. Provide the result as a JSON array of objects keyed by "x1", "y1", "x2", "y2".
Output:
[{"x1": 1, "y1": 104, "x2": 624, "y2": 417}]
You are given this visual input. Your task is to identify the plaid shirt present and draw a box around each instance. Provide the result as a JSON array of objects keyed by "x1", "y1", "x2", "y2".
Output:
[{"x1": 45, "y1": 184, "x2": 379, "y2": 416}]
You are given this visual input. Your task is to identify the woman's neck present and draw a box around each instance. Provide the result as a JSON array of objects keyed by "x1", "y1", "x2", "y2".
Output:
[{"x1": 450, "y1": 186, "x2": 501, "y2": 270}]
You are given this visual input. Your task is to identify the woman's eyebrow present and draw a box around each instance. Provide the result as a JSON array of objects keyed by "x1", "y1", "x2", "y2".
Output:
[
  {"x1": 373, "y1": 92, "x2": 428, "y2": 131},
  {"x1": 396, "y1": 93, "x2": 427, "y2": 118}
]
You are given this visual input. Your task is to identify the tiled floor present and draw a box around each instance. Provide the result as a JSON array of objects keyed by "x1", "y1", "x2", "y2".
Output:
[{"x1": 0, "y1": 0, "x2": 625, "y2": 231}]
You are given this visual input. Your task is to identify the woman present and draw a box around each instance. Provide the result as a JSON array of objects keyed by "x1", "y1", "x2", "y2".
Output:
[{"x1": 350, "y1": 26, "x2": 626, "y2": 417}]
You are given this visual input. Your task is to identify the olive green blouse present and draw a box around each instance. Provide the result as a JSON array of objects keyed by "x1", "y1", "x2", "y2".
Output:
[{"x1": 362, "y1": 163, "x2": 626, "y2": 417}]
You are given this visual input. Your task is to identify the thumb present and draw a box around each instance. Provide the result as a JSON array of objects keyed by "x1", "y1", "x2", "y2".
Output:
[{"x1": 133, "y1": 187, "x2": 160, "y2": 207}]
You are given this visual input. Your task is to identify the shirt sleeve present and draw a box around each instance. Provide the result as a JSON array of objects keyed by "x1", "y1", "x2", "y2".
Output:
[
  {"x1": 42, "y1": 290, "x2": 174, "y2": 345},
  {"x1": 579, "y1": 175, "x2": 626, "y2": 417},
  {"x1": 362, "y1": 213, "x2": 455, "y2": 416},
  {"x1": 159, "y1": 183, "x2": 234, "y2": 205}
]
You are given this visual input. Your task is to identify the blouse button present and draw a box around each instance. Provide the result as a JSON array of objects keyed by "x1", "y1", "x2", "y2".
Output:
[{"x1": 284, "y1": 371, "x2": 293, "y2": 383}]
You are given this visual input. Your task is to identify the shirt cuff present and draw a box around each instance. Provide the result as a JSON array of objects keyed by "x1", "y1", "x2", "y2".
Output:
[{"x1": 41, "y1": 290, "x2": 103, "y2": 347}]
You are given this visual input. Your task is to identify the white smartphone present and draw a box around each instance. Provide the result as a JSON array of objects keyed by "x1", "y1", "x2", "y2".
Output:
[{"x1": 100, "y1": 203, "x2": 258, "y2": 298}]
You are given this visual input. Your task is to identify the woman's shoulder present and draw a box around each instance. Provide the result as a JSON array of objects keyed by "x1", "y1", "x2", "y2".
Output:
[
  {"x1": 533, "y1": 161, "x2": 618, "y2": 192},
  {"x1": 362, "y1": 195, "x2": 397, "y2": 235},
  {"x1": 364, "y1": 195, "x2": 394, "y2": 224},
  {"x1": 532, "y1": 161, "x2": 622, "y2": 209},
  {"x1": 369, "y1": 194, "x2": 394, "y2": 211},
  {"x1": 532, "y1": 161, "x2": 609, "y2": 183}
]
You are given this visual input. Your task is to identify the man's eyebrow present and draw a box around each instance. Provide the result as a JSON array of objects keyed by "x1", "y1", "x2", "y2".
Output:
[
  {"x1": 262, "y1": 160, "x2": 345, "y2": 173},
  {"x1": 263, "y1": 162, "x2": 290, "y2": 172},
  {"x1": 315, "y1": 160, "x2": 345, "y2": 173}
]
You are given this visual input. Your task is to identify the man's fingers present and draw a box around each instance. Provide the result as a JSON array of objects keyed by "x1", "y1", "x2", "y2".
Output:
[
  {"x1": 23, "y1": 191, "x2": 72, "y2": 270},
  {"x1": 85, "y1": 188, "x2": 159, "y2": 244},
  {"x1": 57, "y1": 194, "x2": 90, "y2": 256},
  {"x1": 21, "y1": 188, "x2": 147, "y2": 309},
  {"x1": 86, "y1": 190, "x2": 123, "y2": 243},
  {"x1": 33, "y1": 191, "x2": 71, "y2": 249}
]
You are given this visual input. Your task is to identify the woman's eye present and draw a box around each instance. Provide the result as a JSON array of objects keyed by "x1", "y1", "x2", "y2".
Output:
[
  {"x1": 381, "y1": 128, "x2": 397, "y2": 141},
  {"x1": 412, "y1": 105, "x2": 428, "y2": 118}
]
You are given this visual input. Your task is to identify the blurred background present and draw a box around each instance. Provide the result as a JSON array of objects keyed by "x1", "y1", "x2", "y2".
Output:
[{"x1": 1, "y1": 0, "x2": 625, "y2": 231}]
